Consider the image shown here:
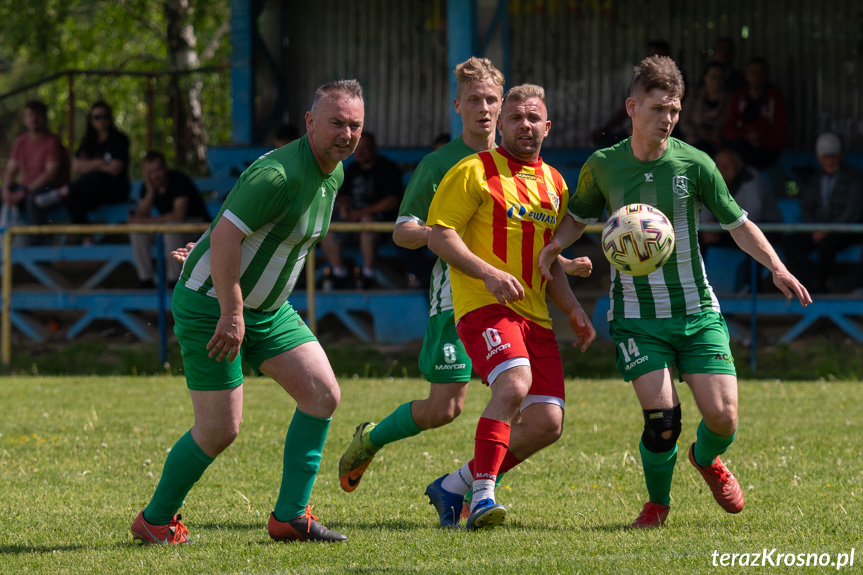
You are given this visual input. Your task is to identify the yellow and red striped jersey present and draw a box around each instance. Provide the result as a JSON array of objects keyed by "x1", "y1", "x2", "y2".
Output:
[{"x1": 428, "y1": 147, "x2": 569, "y2": 328}]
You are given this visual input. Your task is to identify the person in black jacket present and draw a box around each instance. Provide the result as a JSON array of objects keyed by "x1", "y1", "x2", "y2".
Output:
[
  {"x1": 34, "y1": 101, "x2": 130, "y2": 244},
  {"x1": 129, "y1": 151, "x2": 210, "y2": 288}
]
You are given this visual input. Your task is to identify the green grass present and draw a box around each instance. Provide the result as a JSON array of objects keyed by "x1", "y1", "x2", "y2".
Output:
[
  {"x1": 9, "y1": 333, "x2": 863, "y2": 381},
  {"x1": 1, "y1": 376, "x2": 861, "y2": 574}
]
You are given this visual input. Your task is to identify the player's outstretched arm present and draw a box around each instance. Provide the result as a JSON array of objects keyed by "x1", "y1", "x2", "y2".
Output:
[
  {"x1": 729, "y1": 220, "x2": 812, "y2": 307},
  {"x1": 539, "y1": 215, "x2": 586, "y2": 281},
  {"x1": 428, "y1": 224, "x2": 524, "y2": 305},
  {"x1": 171, "y1": 242, "x2": 196, "y2": 263}
]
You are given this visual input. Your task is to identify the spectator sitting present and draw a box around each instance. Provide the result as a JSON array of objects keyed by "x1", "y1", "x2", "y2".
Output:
[
  {"x1": 701, "y1": 147, "x2": 781, "y2": 252},
  {"x1": 319, "y1": 132, "x2": 402, "y2": 289},
  {"x1": 432, "y1": 132, "x2": 450, "y2": 150},
  {"x1": 33, "y1": 101, "x2": 130, "y2": 244},
  {"x1": 782, "y1": 133, "x2": 863, "y2": 293},
  {"x1": 708, "y1": 36, "x2": 745, "y2": 92},
  {"x1": 273, "y1": 123, "x2": 299, "y2": 148},
  {"x1": 1, "y1": 100, "x2": 69, "y2": 244},
  {"x1": 591, "y1": 40, "x2": 671, "y2": 147},
  {"x1": 723, "y1": 57, "x2": 788, "y2": 169},
  {"x1": 129, "y1": 151, "x2": 210, "y2": 289},
  {"x1": 678, "y1": 62, "x2": 729, "y2": 157}
]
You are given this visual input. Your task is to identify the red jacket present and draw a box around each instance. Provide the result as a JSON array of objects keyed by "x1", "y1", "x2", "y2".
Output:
[{"x1": 723, "y1": 83, "x2": 788, "y2": 151}]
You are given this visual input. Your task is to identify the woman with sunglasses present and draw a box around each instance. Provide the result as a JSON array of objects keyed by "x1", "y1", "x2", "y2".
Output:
[{"x1": 34, "y1": 100, "x2": 130, "y2": 244}]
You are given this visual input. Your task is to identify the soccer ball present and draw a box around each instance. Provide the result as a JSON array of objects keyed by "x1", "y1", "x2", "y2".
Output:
[{"x1": 601, "y1": 204, "x2": 675, "y2": 276}]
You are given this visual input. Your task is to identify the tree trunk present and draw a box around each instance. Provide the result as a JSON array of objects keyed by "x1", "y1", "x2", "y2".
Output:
[{"x1": 164, "y1": 0, "x2": 208, "y2": 174}]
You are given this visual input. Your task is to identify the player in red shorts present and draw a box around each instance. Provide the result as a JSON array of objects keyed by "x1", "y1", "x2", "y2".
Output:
[{"x1": 424, "y1": 83, "x2": 596, "y2": 530}]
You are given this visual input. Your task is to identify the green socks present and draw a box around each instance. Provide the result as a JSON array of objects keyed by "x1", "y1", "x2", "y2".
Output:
[
  {"x1": 369, "y1": 401, "x2": 422, "y2": 449},
  {"x1": 693, "y1": 419, "x2": 736, "y2": 466},
  {"x1": 144, "y1": 430, "x2": 215, "y2": 525},
  {"x1": 638, "y1": 420, "x2": 737, "y2": 505},
  {"x1": 273, "y1": 409, "x2": 330, "y2": 522},
  {"x1": 639, "y1": 441, "x2": 677, "y2": 507}
]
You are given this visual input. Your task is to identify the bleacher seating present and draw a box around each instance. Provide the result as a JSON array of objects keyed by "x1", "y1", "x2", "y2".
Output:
[
  {"x1": 4, "y1": 147, "x2": 861, "y2": 348},
  {"x1": 7, "y1": 288, "x2": 427, "y2": 344},
  {"x1": 2, "y1": 146, "x2": 433, "y2": 343}
]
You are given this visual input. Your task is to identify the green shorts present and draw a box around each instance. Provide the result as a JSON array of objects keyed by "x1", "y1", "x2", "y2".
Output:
[
  {"x1": 609, "y1": 310, "x2": 736, "y2": 382},
  {"x1": 418, "y1": 309, "x2": 472, "y2": 383},
  {"x1": 172, "y1": 286, "x2": 318, "y2": 391}
]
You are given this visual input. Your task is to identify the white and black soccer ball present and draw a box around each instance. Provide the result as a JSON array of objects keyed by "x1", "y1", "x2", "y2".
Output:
[{"x1": 601, "y1": 203, "x2": 676, "y2": 276}]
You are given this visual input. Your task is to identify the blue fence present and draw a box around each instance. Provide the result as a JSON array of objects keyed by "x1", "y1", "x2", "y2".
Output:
[{"x1": 2, "y1": 147, "x2": 862, "y2": 372}]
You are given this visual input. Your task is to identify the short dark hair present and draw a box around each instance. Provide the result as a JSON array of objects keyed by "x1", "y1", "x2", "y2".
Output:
[
  {"x1": 142, "y1": 150, "x2": 166, "y2": 165},
  {"x1": 360, "y1": 131, "x2": 377, "y2": 149},
  {"x1": 25, "y1": 100, "x2": 48, "y2": 117},
  {"x1": 275, "y1": 123, "x2": 299, "y2": 142},
  {"x1": 747, "y1": 56, "x2": 768, "y2": 70}
]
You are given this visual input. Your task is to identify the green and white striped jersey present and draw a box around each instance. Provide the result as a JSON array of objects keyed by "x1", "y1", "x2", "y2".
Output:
[
  {"x1": 179, "y1": 135, "x2": 341, "y2": 312},
  {"x1": 397, "y1": 136, "x2": 480, "y2": 317},
  {"x1": 569, "y1": 137, "x2": 746, "y2": 320}
]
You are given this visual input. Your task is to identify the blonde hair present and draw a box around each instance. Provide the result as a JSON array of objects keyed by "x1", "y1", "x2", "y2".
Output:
[
  {"x1": 454, "y1": 57, "x2": 505, "y2": 98},
  {"x1": 630, "y1": 55, "x2": 685, "y2": 99},
  {"x1": 503, "y1": 83, "x2": 546, "y2": 105}
]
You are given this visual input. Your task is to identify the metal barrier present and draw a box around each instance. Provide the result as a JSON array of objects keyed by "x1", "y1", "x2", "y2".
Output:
[
  {"x1": 0, "y1": 221, "x2": 400, "y2": 368},
  {"x1": 3, "y1": 221, "x2": 862, "y2": 372}
]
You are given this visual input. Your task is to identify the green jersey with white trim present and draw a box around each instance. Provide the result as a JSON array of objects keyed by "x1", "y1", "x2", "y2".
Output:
[
  {"x1": 397, "y1": 136, "x2": 479, "y2": 316},
  {"x1": 569, "y1": 137, "x2": 746, "y2": 320},
  {"x1": 179, "y1": 134, "x2": 341, "y2": 312}
]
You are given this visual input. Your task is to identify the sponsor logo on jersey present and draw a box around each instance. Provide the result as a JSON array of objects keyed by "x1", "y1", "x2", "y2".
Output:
[
  {"x1": 507, "y1": 204, "x2": 527, "y2": 219},
  {"x1": 435, "y1": 363, "x2": 467, "y2": 370},
  {"x1": 486, "y1": 342, "x2": 511, "y2": 360},
  {"x1": 527, "y1": 211, "x2": 557, "y2": 225},
  {"x1": 672, "y1": 175, "x2": 691, "y2": 198},
  {"x1": 644, "y1": 173, "x2": 654, "y2": 182},
  {"x1": 626, "y1": 354, "x2": 650, "y2": 370},
  {"x1": 516, "y1": 172, "x2": 544, "y2": 183}
]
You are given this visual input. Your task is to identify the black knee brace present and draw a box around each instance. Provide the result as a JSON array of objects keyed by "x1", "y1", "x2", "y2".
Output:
[{"x1": 641, "y1": 404, "x2": 682, "y2": 453}]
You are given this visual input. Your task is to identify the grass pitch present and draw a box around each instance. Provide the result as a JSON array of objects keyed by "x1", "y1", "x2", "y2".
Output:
[{"x1": 0, "y1": 375, "x2": 860, "y2": 574}]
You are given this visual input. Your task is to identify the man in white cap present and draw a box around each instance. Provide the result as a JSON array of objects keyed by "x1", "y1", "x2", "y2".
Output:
[{"x1": 783, "y1": 132, "x2": 863, "y2": 293}]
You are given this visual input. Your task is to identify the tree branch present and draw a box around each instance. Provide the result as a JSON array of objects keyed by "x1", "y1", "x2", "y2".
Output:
[
  {"x1": 200, "y1": 20, "x2": 230, "y2": 62},
  {"x1": 115, "y1": 0, "x2": 163, "y2": 36}
]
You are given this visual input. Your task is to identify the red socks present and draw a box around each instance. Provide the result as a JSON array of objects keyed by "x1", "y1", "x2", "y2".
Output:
[{"x1": 472, "y1": 417, "x2": 511, "y2": 481}]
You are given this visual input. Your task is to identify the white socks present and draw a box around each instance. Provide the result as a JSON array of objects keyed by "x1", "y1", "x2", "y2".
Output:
[{"x1": 441, "y1": 463, "x2": 472, "y2": 495}]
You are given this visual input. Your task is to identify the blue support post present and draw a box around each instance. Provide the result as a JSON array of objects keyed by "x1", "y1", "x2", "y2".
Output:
[
  {"x1": 231, "y1": 0, "x2": 254, "y2": 145},
  {"x1": 479, "y1": 0, "x2": 510, "y2": 81},
  {"x1": 447, "y1": 0, "x2": 477, "y2": 139}
]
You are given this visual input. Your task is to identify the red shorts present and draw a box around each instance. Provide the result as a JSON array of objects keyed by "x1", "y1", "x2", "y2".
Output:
[{"x1": 456, "y1": 304, "x2": 564, "y2": 402}]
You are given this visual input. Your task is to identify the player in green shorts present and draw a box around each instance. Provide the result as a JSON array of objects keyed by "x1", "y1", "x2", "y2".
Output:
[
  {"x1": 539, "y1": 55, "x2": 811, "y2": 528},
  {"x1": 337, "y1": 57, "x2": 505, "y2": 499},
  {"x1": 131, "y1": 80, "x2": 365, "y2": 545}
]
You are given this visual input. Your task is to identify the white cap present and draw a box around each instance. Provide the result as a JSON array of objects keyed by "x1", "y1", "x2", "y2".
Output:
[{"x1": 816, "y1": 133, "x2": 842, "y2": 156}]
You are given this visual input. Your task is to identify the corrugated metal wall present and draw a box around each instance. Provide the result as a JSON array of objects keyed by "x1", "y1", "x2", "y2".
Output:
[
  {"x1": 283, "y1": 0, "x2": 451, "y2": 147},
  {"x1": 277, "y1": 0, "x2": 862, "y2": 151}
]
